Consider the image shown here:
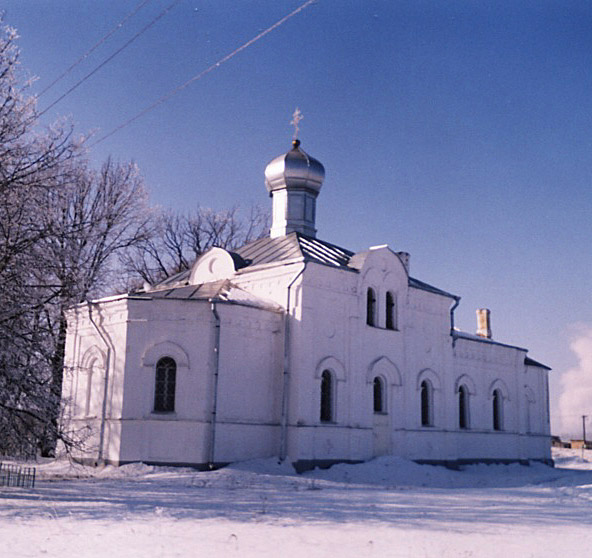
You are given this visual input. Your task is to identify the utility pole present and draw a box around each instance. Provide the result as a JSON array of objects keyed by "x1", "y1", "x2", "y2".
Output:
[{"x1": 583, "y1": 415, "x2": 588, "y2": 445}]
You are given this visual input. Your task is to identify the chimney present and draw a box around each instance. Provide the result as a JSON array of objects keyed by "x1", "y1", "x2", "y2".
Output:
[
  {"x1": 397, "y1": 251, "x2": 410, "y2": 273},
  {"x1": 476, "y1": 308, "x2": 492, "y2": 339}
]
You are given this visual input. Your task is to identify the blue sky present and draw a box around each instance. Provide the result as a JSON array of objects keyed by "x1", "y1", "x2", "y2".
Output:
[{"x1": 4, "y1": 0, "x2": 591, "y2": 435}]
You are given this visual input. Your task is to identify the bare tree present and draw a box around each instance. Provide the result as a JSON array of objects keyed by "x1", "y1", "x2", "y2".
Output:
[
  {"x1": 0, "y1": 20, "x2": 152, "y2": 456},
  {"x1": 0, "y1": 18, "x2": 268, "y2": 456},
  {"x1": 121, "y1": 204, "x2": 269, "y2": 287}
]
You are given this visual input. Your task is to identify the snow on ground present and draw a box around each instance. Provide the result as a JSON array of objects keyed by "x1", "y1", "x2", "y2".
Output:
[{"x1": 2, "y1": 448, "x2": 592, "y2": 557}]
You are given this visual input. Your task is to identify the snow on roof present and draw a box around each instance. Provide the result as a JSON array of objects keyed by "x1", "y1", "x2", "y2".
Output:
[
  {"x1": 453, "y1": 330, "x2": 528, "y2": 352},
  {"x1": 132, "y1": 279, "x2": 282, "y2": 312}
]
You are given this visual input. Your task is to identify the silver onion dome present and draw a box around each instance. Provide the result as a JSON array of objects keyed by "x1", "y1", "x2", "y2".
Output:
[{"x1": 265, "y1": 140, "x2": 325, "y2": 196}]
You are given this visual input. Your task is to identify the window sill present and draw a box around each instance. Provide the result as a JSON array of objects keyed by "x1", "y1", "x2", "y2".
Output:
[
  {"x1": 148, "y1": 412, "x2": 177, "y2": 420},
  {"x1": 366, "y1": 324, "x2": 399, "y2": 332}
]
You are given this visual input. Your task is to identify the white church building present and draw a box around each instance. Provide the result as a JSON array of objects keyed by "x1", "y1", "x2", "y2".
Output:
[{"x1": 62, "y1": 139, "x2": 552, "y2": 470}]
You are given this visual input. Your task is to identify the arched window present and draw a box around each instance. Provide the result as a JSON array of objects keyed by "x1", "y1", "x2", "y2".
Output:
[
  {"x1": 320, "y1": 370, "x2": 333, "y2": 422},
  {"x1": 154, "y1": 357, "x2": 176, "y2": 413},
  {"x1": 373, "y1": 376, "x2": 386, "y2": 413},
  {"x1": 493, "y1": 389, "x2": 503, "y2": 431},
  {"x1": 458, "y1": 385, "x2": 469, "y2": 429},
  {"x1": 420, "y1": 380, "x2": 433, "y2": 426},
  {"x1": 366, "y1": 288, "x2": 377, "y2": 326},
  {"x1": 385, "y1": 291, "x2": 396, "y2": 330}
]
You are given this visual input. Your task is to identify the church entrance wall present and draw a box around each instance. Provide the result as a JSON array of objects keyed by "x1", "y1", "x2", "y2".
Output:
[{"x1": 372, "y1": 412, "x2": 391, "y2": 456}]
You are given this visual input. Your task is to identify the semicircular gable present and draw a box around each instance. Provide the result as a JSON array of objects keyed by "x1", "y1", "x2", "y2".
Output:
[
  {"x1": 366, "y1": 356, "x2": 402, "y2": 386},
  {"x1": 356, "y1": 246, "x2": 408, "y2": 280},
  {"x1": 142, "y1": 341, "x2": 190, "y2": 368},
  {"x1": 189, "y1": 247, "x2": 237, "y2": 285}
]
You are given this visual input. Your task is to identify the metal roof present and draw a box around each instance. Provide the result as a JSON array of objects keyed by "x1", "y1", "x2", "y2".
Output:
[
  {"x1": 524, "y1": 356, "x2": 552, "y2": 370},
  {"x1": 131, "y1": 279, "x2": 283, "y2": 312},
  {"x1": 235, "y1": 232, "x2": 354, "y2": 269},
  {"x1": 408, "y1": 277, "x2": 458, "y2": 300},
  {"x1": 132, "y1": 280, "x2": 230, "y2": 300},
  {"x1": 148, "y1": 232, "x2": 457, "y2": 301},
  {"x1": 453, "y1": 330, "x2": 527, "y2": 352}
]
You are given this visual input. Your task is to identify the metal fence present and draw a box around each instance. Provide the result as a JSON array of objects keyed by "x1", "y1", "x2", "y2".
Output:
[{"x1": 0, "y1": 462, "x2": 36, "y2": 488}]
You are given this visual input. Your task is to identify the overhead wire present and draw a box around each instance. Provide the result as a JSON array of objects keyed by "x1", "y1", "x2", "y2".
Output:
[
  {"x1": 38, "y1": 0, "x2": 182, "y2": 118},
  {"x1": 91, "y1": 0, "x2": 318, "y2": 147},
  {"x1": 38, "y1": 0, "x2": 153, "y2": 98}
]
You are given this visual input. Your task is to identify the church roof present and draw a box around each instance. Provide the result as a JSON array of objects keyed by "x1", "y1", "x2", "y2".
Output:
[
  {"x1": 235, "y1": 232, "x2": 354, "y2": 269},
  {"x1": 236, "y1": 233, "x2": 458, "y2": 299},
  {"x1": 131, "y1": 279, "x2": 282, "y2": 311},
  {"x1": 147, "y1": 232, "x2": 457, "y2": 300},
  {"x1": 407, "y1": 277, "x2": 458, "y2": 300},
  {"x1": 452, "y1": 330, "x2": 528, "y2": 351},
  {"x1": 132, "y1": 279, "x2": 230, "y2": 300},
  {"x1": 524, "y1": 356, "x2": 552, "y2": 370}
]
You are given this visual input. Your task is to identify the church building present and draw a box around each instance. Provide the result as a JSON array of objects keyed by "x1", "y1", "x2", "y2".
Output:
[{"x1": 62, "y1": 138, "x2": 552, "y2": 470}]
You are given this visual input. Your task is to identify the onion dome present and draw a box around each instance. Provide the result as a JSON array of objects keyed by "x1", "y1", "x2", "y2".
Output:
[
  {"x1": 264, "y1": 140, "x2": 326, "y2": 239},
  {"x1": 265, "y1": 140, "x2": 325, "y2": 197}
]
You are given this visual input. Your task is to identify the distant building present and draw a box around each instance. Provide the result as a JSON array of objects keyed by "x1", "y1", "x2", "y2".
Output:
[
  {"x1": 570, "y1": 440, "x2": 592, "y2": 450},
  {"x1": 551, "y1": 436, "x2": 569, "y2": 448},
  {"x1": 62, "y1": 139, "x2": 552, "y2": 470}
]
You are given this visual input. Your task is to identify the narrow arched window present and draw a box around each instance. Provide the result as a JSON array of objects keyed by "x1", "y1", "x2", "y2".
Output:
[
  {"x1": 85, "y1": 360, "x2": 96, "y2": 417},
  {"x1": 525, "y1": 394, "x2": 532, "y2": 434},
  {"x1": 493, "y1": 389, "x2": 503, "y2": 431},
  {"x1": 421, "y1": 380, "x2": 432, "y2": 426},
  {"x1": 367, "y1": 288, "x2": 377, "y2": 326},
  {"x1": 320, "y1": 370, "x2": 333, "y2": 422},
  {"x1": 154, "y1": 357, "x2": 176, "y2": 413},
  {"x1": 373, "y1": 376, "x2": 385, "y2": 413},
  {"x1": 385, "y1": 291, "x2": 396, "y2": 330},
  {"x1": 458, "y1": 385, "x2": 469, "y2": 429}
]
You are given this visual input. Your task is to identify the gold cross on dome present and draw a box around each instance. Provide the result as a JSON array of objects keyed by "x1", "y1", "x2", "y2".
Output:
[{"x1": 290, "y1": 107, "x2": 303, "y2": 140}]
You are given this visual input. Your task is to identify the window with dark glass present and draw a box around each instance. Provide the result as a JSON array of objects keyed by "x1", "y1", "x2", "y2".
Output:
[
  {"x1": 320, "y1": 370, "x2": 333, "y2": 422},
  {"x1": 367, "y1": 288, "x2": 376, "y2": 326},
  {"x1": 154, "y1": 357, "x2": 176, "y2": 413},
  {"x1": 421, "y1": 380, "x2": 432, "y2": 426},
  {"x1": 493, "y1": 389, "x2": 503, "y2": 431},
  {"x1": 458, "y1": 385, "x2": 469, "y2": 429},
  {"x1": 386, "y1": 291, "x2": 396, "y2": 330},
  {"x1": 373, "y1": 376, "x2": 385, "y2": 413}
]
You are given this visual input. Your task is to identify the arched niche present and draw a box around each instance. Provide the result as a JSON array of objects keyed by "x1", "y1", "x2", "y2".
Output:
[
  {"x1": 81, "y1": 345, "x2": 106, "y2": 371},
  {"x1": 142, "y1": 341, "x2": 190, "y2": 369},
  {"x1": 315, "y1": 356, "x2": 346, "y2": 382},
  {"x1": 366, "y1": 356, "x2": 402, "y2": 386},
  {"x1": 454, "y1": 374, "x2": 477, "y2": 395},
  {"x1": 488, "y1": 379, "x2": 510, "y2": 401},
  {"x1": 416, "y1": 368, "x2": 441, "y2": 391}
]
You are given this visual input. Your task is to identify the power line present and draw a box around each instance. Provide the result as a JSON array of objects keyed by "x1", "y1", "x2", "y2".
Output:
[
  {"x1": 91, "y1": 0, "x2": 318, "y2": 147},
  {"x1": 38, "y1": 0, "x2": 153, "y2": 98},
  {"x1": 38, "y1": 0, "x2": 181, "y2": 118}
]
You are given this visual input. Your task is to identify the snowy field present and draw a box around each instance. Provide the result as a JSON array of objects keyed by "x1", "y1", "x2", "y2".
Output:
[{"x1": 2, "y1": 448, "x2": 592, "y2": 558}]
